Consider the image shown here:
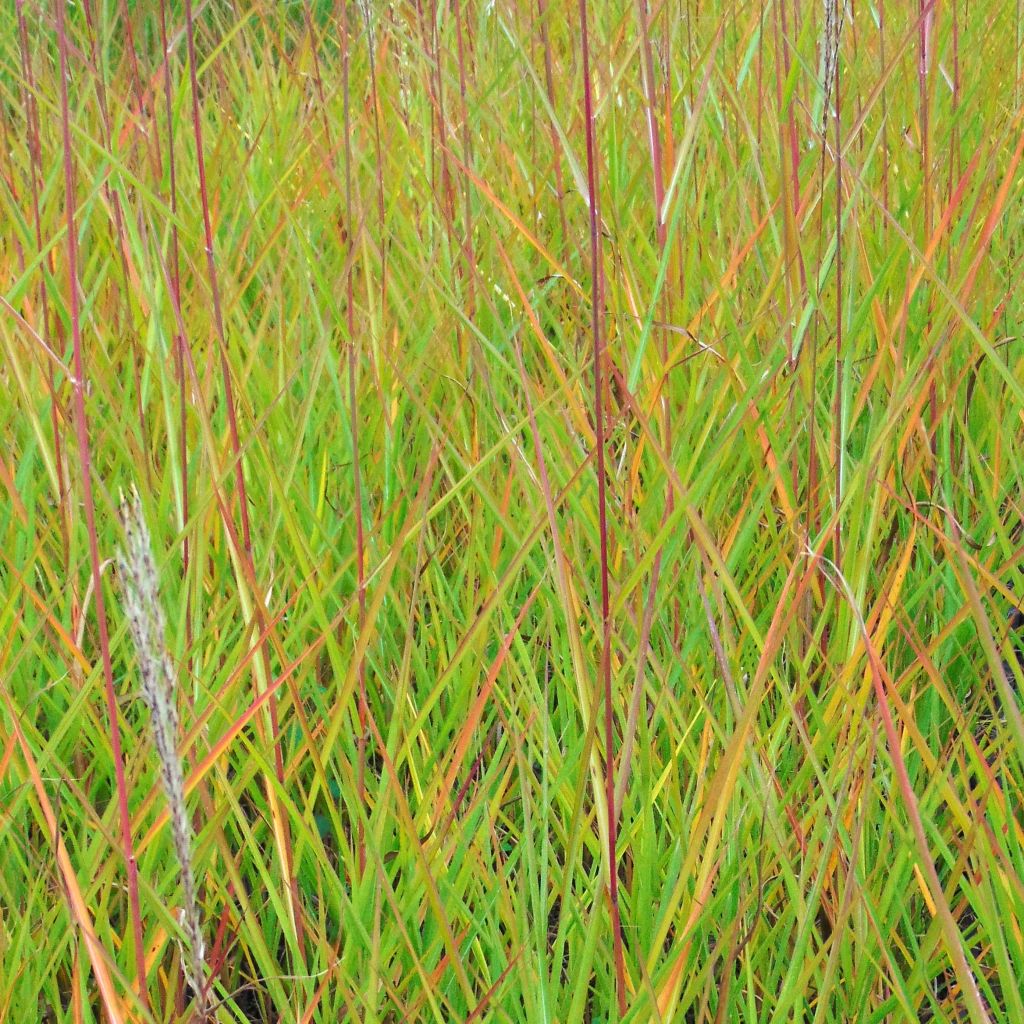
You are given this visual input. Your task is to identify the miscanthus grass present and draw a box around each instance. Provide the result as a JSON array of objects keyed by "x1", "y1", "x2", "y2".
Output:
[
  {"x1": 3, "y1": 1, "x2": 1024, "y2": 1023},
  {"x1": 117, "y1": 490, "x2": 207, "y2": 1020}
]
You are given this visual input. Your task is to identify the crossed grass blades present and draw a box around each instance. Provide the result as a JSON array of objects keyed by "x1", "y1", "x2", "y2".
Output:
[{"x1": 2, "y1": 1, "x2": 1024, "y2": 1022}]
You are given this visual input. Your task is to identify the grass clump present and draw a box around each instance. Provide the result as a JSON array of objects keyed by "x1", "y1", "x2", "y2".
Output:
[{"x1": 1, "y1": 1, "x2": 1023, "y2": 1022}]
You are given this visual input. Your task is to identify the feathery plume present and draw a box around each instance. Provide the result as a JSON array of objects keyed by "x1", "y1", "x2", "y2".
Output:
[{"x1": 117, "y1": 488, "x2": 206, "y2": 1018}]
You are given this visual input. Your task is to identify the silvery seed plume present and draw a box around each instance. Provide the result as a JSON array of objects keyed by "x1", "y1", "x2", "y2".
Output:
[
  {"x1": 820, "y1": 0, "x2": 843, "y2": 114},
  {"x1": 117, "y1": 489, "x2": 206, "y2": 1018}
]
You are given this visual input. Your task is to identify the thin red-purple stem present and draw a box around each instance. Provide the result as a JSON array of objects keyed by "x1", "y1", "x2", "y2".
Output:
[
  {"x1": 918, "y1": 0, "x2": 937, "y2": 458},
  {"x1": 341, "y1": 3, "x2": 369, "y2": 877},
  {"x1": 182, "y1": 0, "x2": 305, "y2": 956},
  {"x1": 772, "y1": 3, "x2": 796, "y2": 368},
  {"x1": 16, "y1": 0, "x2": 69, "y2": 565},
  {"x1": 756, "y1": 0, "x2": 765, "y2": 147},
  {"x1": 577, "y1": 0, "x2": 627, "y2": 1014},
  {"x1": 364, "y1": 5, "x2": 389, "y2": 313},
  {"x1": 78, "y1": 0, "x2": 150, "y2": 469},
  {"x1": 950, "y1": 1, "x2": 961, "y2": 192},
  {"x1": 879, "y1": 1, "x2": 889, "y2": 230},
  {"x1": 297, "y1": 5, "x2": 373, "y2": 884},
  {"x1": 918, "y1": 0, "x2": 933, "y2": 240},
  {"x1": 419, "y1": 0, "x2": 457, "y2": 304},
  {"x1": 453, "y1": 0, "x2": 476, "y2": 320},
  {"x1": 832, "y1": 2, "x2": 843, "y2": 569},
  {"x1": 54, "y1": 0, "x2": 148, "y2": 1007},
  {"x1": 623, "y1": 0, "x2": 673, "y2": 837}
]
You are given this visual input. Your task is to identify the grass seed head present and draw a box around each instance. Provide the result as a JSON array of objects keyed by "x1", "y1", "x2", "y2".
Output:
[{"x1": 117, "y1": 488, "x2": 206, "y2": 1018}]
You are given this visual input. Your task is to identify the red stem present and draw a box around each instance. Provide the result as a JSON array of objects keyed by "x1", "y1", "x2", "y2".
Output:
[
  {"x1": 577, "y1": 0, "x2": 627, "y2": 1014},
  {"x1": 78, "y1": 0, "x2": 149, "y2": 477},
  {"x1": 182, "y1": 0, "x2": 304, "y2": 956},
  {"x1": 341, "y1": 3, "x2": 369, "y2": 878},
  {"x1": 53, "y1": 0, "x2": 148, "y2": 1007},
  {"x1": 833, "y1": 3, "x2": 843, "y2": 568},
  {"x1": 16, "y1": 0, "x2": 68, "y2": 566}
]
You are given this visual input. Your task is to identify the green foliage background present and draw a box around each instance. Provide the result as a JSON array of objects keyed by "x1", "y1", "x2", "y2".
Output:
[{"x1": 2, "y1": 1, "x2": 1023, "y2": 1021}]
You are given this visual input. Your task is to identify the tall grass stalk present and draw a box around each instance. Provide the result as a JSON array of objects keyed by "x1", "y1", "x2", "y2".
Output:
[
  {"x1": 181, "y1": 0, "x2": 305, "y2": 958},
  {"x1": 53, "y1": 0, "x2": 148, "y2": 1005},
  {"x1": 577, "y1": 0, "x2": 628, "y2": 1012}
]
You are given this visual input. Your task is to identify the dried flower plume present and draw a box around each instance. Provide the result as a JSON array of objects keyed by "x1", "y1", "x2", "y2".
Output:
[{"x1": 117, "y1": 489, "x2": 206, "y2": 1017}]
